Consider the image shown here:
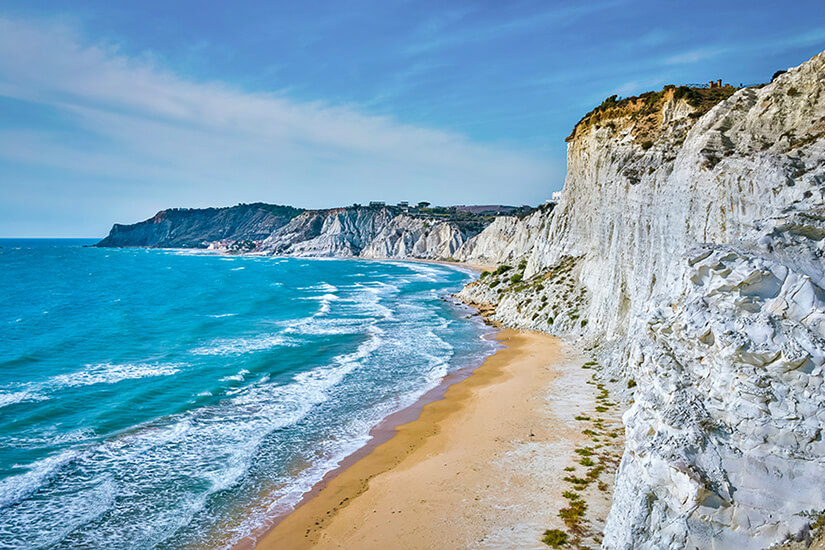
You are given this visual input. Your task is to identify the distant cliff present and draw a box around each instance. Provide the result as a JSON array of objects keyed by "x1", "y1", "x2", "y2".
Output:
[
  {"x1": 97, "y1": 204, "x2": 519, "y2": 259},
  {"x1": 261, "y1": 207, "x2": 469, "y2": 258},
  {"x1": 96, "y1": 203, "x2": 303, "y2": 248}
]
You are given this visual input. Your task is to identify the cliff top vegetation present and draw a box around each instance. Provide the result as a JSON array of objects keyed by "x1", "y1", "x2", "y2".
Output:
[{"x1": 565, "y1": 84, "x2": 741, "y2": 144}]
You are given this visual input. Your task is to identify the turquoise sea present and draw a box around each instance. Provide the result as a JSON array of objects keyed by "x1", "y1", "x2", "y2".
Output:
[{"x1": 0, "y1": 239, "x2": 497, "y2": 549}]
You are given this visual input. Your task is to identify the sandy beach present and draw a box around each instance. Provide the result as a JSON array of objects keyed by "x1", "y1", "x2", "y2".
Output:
[{"x1": 254, "y1": 328, "x2": 617, "y2": 549}]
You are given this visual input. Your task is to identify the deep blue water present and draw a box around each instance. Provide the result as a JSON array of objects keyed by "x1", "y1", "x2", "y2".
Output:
[{"x1": 0, "y1": 239, "x2": 496, "y2": 549}]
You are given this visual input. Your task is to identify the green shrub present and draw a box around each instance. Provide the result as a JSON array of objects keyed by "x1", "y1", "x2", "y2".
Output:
[
  {"x1": 558, "y1": 497, "x2": 588, "y2": 529},
  {"x1": 579, "y1": 457, "x2": 595, "y2": 467},
  {"x1": 480, "y1": 270, "x2": 490, "y2": 279},
  {"x1": 542, "y1": 529, "x2": 568, "y2": 547},
  {"x1": 510, "y1": 273, "x2": 523, "y2": 284},
  {"x1": 627, "y1": 379, "x2": 637, "y2": 389},
  {"x1": 787, "y1": 87, "x2": 800, "y2": 97},
  {"x1": 586, "y1": 464, "x2": 605, "y2": 481},
  {"x1": 641, "y1": 140, "x2": 654, "y2": 150},
  {"x1": 493, "y1": 265, "x2": 512, "y2": 275},
  {"x1": 562, "y1": 475, "x2": 589, "y2": 487},
  {"x1": 580, "y1": 319, "x2": 588, "y2": 328},
  {"x1": 518, "y1": 259, "x2": 528, "y2": 271}
]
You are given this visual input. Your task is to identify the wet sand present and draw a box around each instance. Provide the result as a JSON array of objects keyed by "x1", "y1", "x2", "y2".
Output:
[{"x1": 254, "y1": 329, "x2": 599, "y2": 549}]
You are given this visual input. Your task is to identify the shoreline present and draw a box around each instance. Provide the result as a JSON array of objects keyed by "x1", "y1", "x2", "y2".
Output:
[
  {"x1": 212, "y1": 257, "x2": 501, "y2": 549},
  {"x1": 252, "y1": 328, "x2": 601, "y2": 549},
  {"x1": 226, "y1": 325, "x2": 502, "y2": 549}
]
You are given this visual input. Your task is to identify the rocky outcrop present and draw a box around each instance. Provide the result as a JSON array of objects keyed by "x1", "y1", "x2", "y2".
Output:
[
  {"x1": 458, "y1": 50, "x2": 825, "y2": 548},
  {"x1": 96, "y1": 203, "x2": 303, "y2": 248}
]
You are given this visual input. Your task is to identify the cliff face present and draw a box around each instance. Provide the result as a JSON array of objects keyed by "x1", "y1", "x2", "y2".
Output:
[
  {"x1": 96, "y1": 203, "x2": 303, "y2": 248},
  {"x1": 260, "y1": 207, "x2": 468, "y2": 258},
  {"x1": 98, "y1": 205, "x2": 481, "y2": 260},
  {"x1": 459, "y1": 51, "x2": 825, "y2": 548}
]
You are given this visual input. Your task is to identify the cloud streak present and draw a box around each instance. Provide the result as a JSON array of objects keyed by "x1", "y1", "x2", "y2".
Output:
[{"x1": 0, "y1": 16, "x2": 555, "y2": 235}]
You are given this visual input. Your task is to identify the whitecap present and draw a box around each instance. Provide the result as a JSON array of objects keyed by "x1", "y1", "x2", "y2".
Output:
[
  {"x1": 220, "y1": 369, "x2": 250, "y2": 383},
  {"x1": 398, "y1": 262, "x2": 447, "y2": 282},
  {"x1": 192, "y1": 335, "x2": 295, "y2": 356},
  {"x1": 0, "y1": 390, "x2": 48, "y2": 409},
  {"x1": 0, "y1": 449, "x2": 82, "y2": 509},
  {"x1": 50, "y1": 363, "x2": 182, "y2": 389},
  {"x1": 282, "y1": 316, "x2": 364, "y2": 336}
]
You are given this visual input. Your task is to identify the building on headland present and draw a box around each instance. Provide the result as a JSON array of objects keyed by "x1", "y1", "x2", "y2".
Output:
[
  {"x1": 397, "y1": 201, "x2": 409, "y2": 208},
  {"x1": 369, "y1": 201, "x2": 386, "y2": 208},
  {"x1": 551, "y1": 191, "x2": 563, "y2": 202},
  {"x1": 709, "y1": 78, "x2": 723, "y2": 88}
]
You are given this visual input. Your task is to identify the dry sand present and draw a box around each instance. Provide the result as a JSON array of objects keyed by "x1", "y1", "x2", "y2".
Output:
[{"x1": 254, "y1": 329, "x2": 609, "y2": 549}]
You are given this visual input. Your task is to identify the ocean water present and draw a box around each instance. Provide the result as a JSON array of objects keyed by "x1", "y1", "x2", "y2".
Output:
[{"x1": 0, "y1": 239, "x2": 497, "y2": 549}]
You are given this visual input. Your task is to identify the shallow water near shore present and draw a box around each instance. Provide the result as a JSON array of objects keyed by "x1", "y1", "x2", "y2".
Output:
[{"x1": 0, "y1": 239, "x2": 497, "y2": 549}]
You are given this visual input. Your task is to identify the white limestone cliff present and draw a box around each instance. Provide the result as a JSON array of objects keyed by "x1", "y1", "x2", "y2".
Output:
[
  {"x1": 260, "y1": 207, "x2": 469, "y2": 259},
  {"x1": 458, "y1": 50, "x2": 825, "y2": 548}
]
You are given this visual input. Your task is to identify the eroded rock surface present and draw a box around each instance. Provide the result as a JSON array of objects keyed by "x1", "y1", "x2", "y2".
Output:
[
  {"x1": 459, "y1": 51, "x2": 825, "y2": 548},
  {"x1": 261, "y1": 207, "x2": 467, "y2": 259}
]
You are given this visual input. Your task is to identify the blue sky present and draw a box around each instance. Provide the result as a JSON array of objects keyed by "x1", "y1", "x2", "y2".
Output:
[{"x1": 1, "y1": 1, "x2": 824, "y2": 237}]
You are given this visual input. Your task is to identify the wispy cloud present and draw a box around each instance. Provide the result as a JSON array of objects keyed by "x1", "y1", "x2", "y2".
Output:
[
  {"x1": 403, "y1": 1, "x2": 626, "y2": 56},
  {"x1": 662, "y1": 28, "x2": 825, "y2": 67},
  {"x1": 0, "y1": 16, "x2": 556, "y2": 234},
  {"x1": 663, "y1": 48, "x2": 724, "y2": 66}
]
